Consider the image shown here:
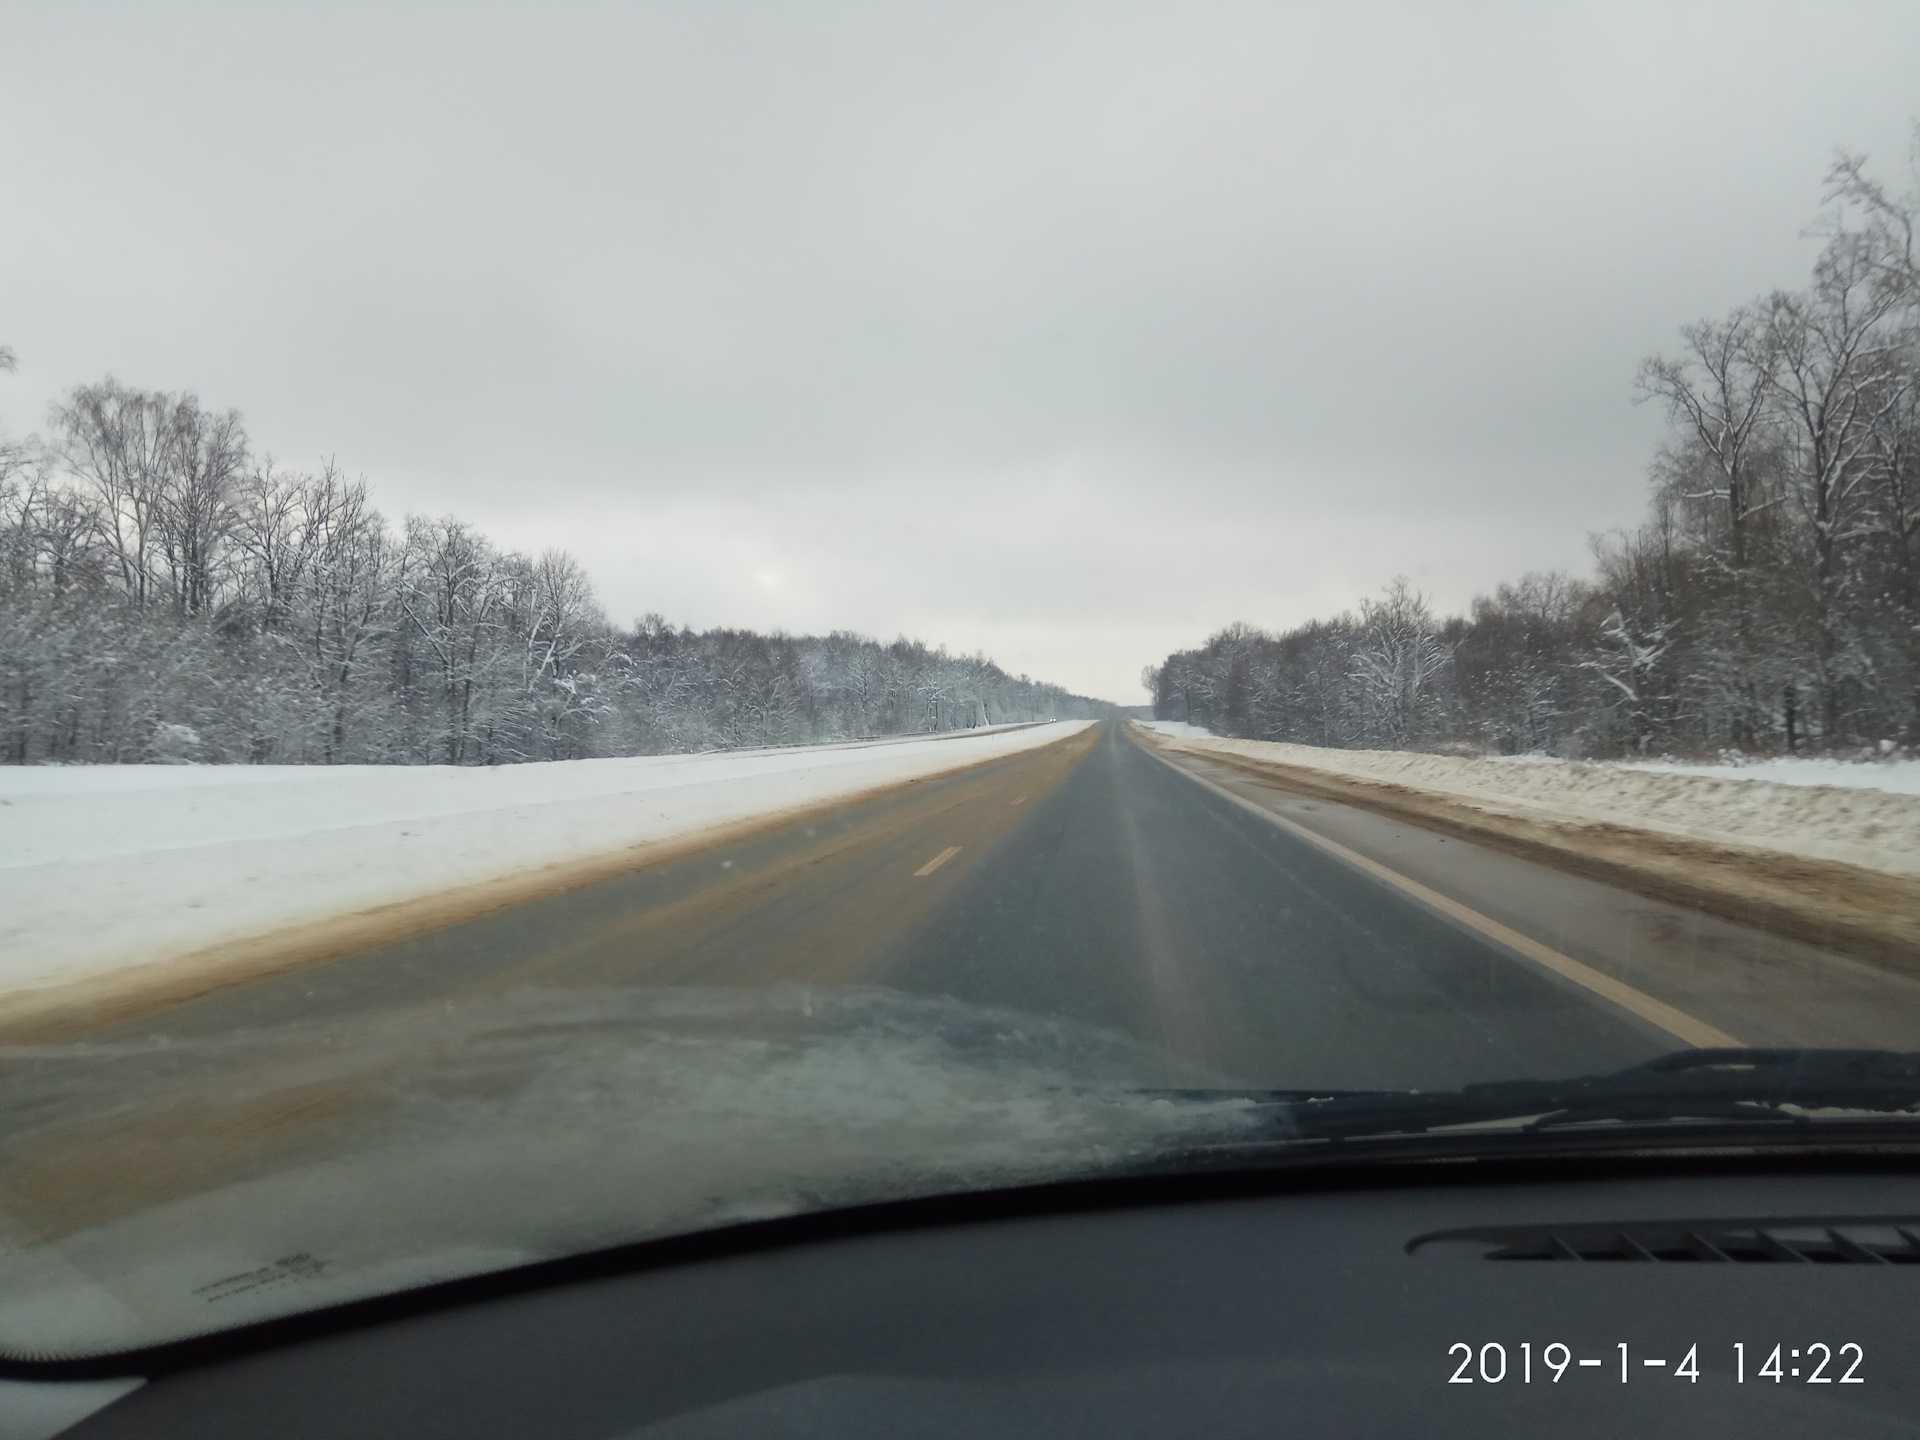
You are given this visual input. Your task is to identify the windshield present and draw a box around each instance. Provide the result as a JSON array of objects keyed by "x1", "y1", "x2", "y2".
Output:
[{"x1": 2, "y1": 4, "x2": 1918, "y2": 1363}]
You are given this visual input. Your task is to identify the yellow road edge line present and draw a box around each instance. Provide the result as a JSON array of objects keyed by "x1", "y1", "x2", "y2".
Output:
[
  {"x1": 1162, "y1": 756, "x2": 1741, "y2": 1050},
  {"x1": 914, "y1": 845, "x2": 962, "y2": 877}
]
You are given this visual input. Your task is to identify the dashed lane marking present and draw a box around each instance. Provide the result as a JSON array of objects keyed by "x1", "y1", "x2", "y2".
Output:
[
  {"x1": 1011, "y1": 796, "x2": 1026, "y2": 806},
  {"x1": 914, "y1": 846, "x2": 962, "y2": 877}
]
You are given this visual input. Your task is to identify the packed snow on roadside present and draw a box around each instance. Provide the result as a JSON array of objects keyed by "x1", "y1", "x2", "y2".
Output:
[
  {"x1": 1135, "y1": 727, "x2": 1920, "y2": 877},
  {"x1": 1479, "y1": 747, "x2": 1920, "y2": 796},
  {"x1": 0, "y1": 723, "x2": 1088, "y2": 1004},
  {"x1": 1135, "y1": 720, "x2": 1215, "y2": 738},
  {"x1": 1609, "y1": 754, "x2": 1920, "y2": 797}
]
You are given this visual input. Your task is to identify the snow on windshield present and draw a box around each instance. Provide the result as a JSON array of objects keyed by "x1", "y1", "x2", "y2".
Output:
[{"x1": 0, "y1": 987, "x2": 1257, "y2": 1358}]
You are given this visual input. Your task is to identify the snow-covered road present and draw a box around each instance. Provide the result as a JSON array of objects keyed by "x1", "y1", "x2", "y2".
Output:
[{"x1": 0, "y1": 723, "x2": 1090, "y2": 1008}]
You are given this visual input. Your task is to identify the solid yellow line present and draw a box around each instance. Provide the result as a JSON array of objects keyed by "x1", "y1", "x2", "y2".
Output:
[
  {"x1": 914, "y1": 846, "x2": 962, "y2": 877},
  {"x1": 1166, "y1": 760, "x2": 1741, "y2": 1049}
]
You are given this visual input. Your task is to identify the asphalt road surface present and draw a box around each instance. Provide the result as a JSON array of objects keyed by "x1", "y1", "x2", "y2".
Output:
[
  {"x1": 70, "y1": 718, "x2": 1920, "y2": 1087},
  {"x1": 11, "y1": 718, "x2": 1920, "y2": 1245}
]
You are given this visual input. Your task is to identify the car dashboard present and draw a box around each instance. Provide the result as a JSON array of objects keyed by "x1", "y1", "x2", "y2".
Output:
[{"x1": 23, "y1": 1155, "x2": 1920, "y2": 1440}]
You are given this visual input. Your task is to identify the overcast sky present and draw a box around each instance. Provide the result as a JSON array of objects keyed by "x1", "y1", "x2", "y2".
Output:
[{"x1": 3, "y1": 3, "x2": 1917, "y2": 701}]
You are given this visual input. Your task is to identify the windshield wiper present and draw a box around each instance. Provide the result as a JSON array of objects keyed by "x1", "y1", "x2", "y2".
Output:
[{"x1": 1178, "y1": 1049, "x2": 1920, "y2": 1145}]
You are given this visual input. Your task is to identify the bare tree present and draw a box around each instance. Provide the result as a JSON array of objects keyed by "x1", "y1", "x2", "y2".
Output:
[
  {"x1": 54, "y1": 380, "x2": 173, "y2": 606},
  {"x1": 156, "y1": 399, "x2": 247, "y2": 615},
  {"x1": 399, "y1": 516, "x2": 506, "y2": 764},
  {"x1": 1638, "y1": 307, "x2": 1779, "y2": 571},
  {"x1": 1349, "y1": 579, "x2": 1450, "y2": 747},
  {"x1": 54, "y1": 380, "x2": 247, "y2": 614},
  {"x1": 1763, "y1": 231, "x2": 1912, "y2": 738}
]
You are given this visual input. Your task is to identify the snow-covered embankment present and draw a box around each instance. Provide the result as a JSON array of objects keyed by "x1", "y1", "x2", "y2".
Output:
[{"x1": 0, "y1": 723, "x2": 1090, "y2": 1026}]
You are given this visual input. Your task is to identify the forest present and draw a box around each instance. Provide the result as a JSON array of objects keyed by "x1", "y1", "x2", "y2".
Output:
[
  {"x1": 1149, "y1": 146, "x2": 1920, "y2": 759},
  {"x1": 0, "y1": 376, "x2": 1103, "y2": 765}
]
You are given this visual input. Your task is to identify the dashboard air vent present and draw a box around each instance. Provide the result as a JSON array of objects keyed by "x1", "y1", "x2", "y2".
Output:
[{"x1": 1409, "y1": 1218, "x2": 1920, "y2": 1264}]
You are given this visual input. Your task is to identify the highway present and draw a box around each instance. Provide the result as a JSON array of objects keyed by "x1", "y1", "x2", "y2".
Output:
[
  {"x1": 68, "y1": 718, "x2": 1920, "y2": 1086},
  {"x1": 9, "y1": 717, "x2": 1920, "y2": 1248}
]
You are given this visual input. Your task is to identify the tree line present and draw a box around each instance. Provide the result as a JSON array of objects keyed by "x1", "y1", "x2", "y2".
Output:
[
  {"x1": 0, "y1": 369, "x2": 1104, "y2": 765},
  {"x1": 1148, "y1": 144, "x2": 1920, "y2": 759}
]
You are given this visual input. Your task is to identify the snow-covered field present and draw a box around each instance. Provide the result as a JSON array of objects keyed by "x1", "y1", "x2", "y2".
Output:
[
  {"x1": 0, "y1": 723, "x2": 1089, "y2": 1007},
  {"x1": 1134, "y1": 727, "x2": 1920, "y2": 877}
]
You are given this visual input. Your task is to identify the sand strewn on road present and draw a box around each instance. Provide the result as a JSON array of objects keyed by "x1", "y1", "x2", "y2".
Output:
[
  {"x1": 1134, "y1": 726, "x2": 1920, "y2": 972},
  {"x1": 0, "y1": 723, "x2": 1091, "y2": 1033}
]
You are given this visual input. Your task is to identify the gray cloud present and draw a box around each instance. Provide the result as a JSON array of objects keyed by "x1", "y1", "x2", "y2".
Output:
[{"x1": 3, "y1": 1, "x2": 1917, "y2": 699}]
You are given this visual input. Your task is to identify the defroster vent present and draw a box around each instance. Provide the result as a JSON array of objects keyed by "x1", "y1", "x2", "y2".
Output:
[{"x1": 1409, "y1": 1218, "x2": 1920, "y2": 1264}]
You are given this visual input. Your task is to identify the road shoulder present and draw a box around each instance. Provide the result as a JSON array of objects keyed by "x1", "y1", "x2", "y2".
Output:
[
  {"x1": 1136, "y1": 730, "x2": 1920, "y2": 1052},
  {"x1": 1131, "y1": 726, "x2": 1920, "y2": 977}
]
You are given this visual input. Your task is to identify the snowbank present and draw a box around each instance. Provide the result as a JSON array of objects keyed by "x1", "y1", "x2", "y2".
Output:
[
  {"x1": 1136, "y1": 729, "x2": 1920, "y2": 879},
  {"x1": 1610, "y1": 754, "x2": 1920, "y2": 797},
  {"x1": 0, "y1": 724, "x2": 1089, "y2": 1008},
  {"x1": 1135, "y1": 720, "x2": 1215, "y2": 739},
  {"x1": 1481, "y1": 750, "x2": 1920, "y2": 795}
]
